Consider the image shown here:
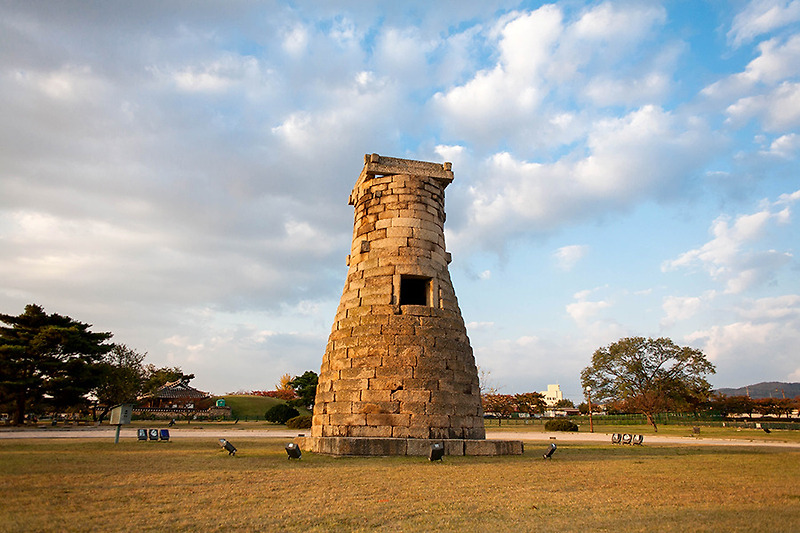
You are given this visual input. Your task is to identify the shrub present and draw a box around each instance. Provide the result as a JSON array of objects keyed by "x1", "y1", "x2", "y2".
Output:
[
  {"x1": 250, "y1": 390, "x2": 298, "y2": 401},
  {"x1": 285, "y1": 415, "x2": 312, "y2": 429},
  {"x1": 265, "y1": 403, "x2": 300, "y2": 424},
  {"x1": 545, "y1": 418, "x2": 579, "y2": 432}
]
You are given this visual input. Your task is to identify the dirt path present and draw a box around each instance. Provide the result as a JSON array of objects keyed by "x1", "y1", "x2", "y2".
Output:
[
  {"x1": 1, "y1": 427, "x2": 798, "y2": 448},
  {"x1": 487, "y1": 430, "x2": 800, "y2": 449}
]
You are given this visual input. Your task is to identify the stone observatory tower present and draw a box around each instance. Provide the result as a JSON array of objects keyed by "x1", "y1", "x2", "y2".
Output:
[{"x1": 301, "y1": 154, "x2": 521, "y2": 456}]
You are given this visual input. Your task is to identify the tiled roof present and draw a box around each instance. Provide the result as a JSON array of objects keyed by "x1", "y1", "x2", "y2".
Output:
[{"x1": 144, "y1": 379, "x2": 209, "y2": 399}]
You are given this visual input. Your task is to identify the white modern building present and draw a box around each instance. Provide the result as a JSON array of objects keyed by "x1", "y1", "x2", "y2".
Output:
[{"x1": 540, "y1": 384, "x2": 564, "y2": 407}]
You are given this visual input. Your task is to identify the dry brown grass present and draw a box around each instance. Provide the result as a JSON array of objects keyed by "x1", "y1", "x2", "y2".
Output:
[{"x1": 1, "y1": 438, "x2": 798, "y2": 532}]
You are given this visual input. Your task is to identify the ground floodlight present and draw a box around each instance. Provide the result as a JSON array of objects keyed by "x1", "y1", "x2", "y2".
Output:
[
  {"x1": 632, "y1": 434, "x2": 643, "y2": 445},
  {"x1": 137, "y1": 429, "x2": 148, "y2": 441},
  {"x1": 219, "y1": 438, "x2": 237, "y2": 455},
  {"x1": 611, "y1": 433, "x2": 621, "y2": 444},
  {"x1": 286, "y1": 442, "x2": 302, "y2": 459},
  {"x1": 429, "y1": 443, "x2": 444, "y2": 461},
  {"x1": 159, "y1": 429, "x2": 170, "y2": 441},
  {"x1": 148, "y1": 429, "x2": 159, "y2": 441},
  {"x1": 543, "y1": 443, "x2": 557, "y2": 459},
  {"x1": 622, "y1": 433, "x2": 632, "y2": 445}
]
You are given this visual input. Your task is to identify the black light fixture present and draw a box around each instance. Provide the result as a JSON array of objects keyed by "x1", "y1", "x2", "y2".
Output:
[
  {"x1": 219, "y1": 438, "x2": 237, "y2": 455},
  {"x1": 632, "y1": 434, "x2": 644, "y2": 445},
  {"x1": 611, "y1": 433, "x2": 622, "y2": 444},
  {"x1": 622, "y1": 433, "x2": 632, "y2": 445},
  {"x1": 429, "y1": 443, "x2": 444, "y2": 461},
  {"x1": 286, "y1": 442, "x2": 302, "y2": 459},
  {"x1": 159, "y1": 429, "x2": 170, "y2": 441},
  {"x1": 543, "y1": 443, "x2": 557, "y2": 459},
  {"x1": 137, "y1": 429, "x2": 148, "y2": 441}
]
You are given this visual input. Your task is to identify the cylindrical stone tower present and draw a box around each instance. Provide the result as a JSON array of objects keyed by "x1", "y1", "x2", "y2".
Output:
[{"x1": 307, "y1": 154, "x2": 494, "y2": 455}]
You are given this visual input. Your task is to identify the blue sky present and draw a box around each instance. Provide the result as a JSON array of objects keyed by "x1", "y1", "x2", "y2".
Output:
[{"x1": 1, "y1": 1, "x2": 798, "y2": 400}]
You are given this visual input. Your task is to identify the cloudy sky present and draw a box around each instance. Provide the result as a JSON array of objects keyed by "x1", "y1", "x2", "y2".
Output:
[{"x1": 1, "y1": 1, "x2": 799, "y2": 400}]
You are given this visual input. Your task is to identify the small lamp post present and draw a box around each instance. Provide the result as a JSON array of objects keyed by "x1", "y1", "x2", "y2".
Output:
[{"x1": 585, "y1": 387, "x2": 594, "y2": 433}]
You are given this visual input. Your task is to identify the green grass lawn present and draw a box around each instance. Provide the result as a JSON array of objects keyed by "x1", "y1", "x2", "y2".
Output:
[{"x1": 1, "y1": 438, "x2": 797, "y2": 532}]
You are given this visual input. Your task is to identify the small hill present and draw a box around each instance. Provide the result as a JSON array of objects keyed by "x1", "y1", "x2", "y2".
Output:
[
  {"x1": 216, "y1": 395, "x2": 285, "y2": 419},
  {"x1": 715, "y1": 382, "x2": 800, "y2": 399}
]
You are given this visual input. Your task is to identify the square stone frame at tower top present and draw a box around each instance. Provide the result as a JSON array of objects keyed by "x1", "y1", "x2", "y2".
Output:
[{"x1": 295, "y1": 154, "x2": 522, "y2": 456}]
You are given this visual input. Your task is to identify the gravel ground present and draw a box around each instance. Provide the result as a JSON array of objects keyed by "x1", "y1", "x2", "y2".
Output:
[{"x1": 1, "y1": 426, "x2": 798, "y2": 448}]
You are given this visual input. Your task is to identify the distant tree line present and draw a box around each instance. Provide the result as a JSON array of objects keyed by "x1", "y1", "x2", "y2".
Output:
[
  {"x1": 481, "y1": 392, "x2": 547, "y2": 424},
  {"x1": 0, "y1": 304, "x2": 193, "y2": 425}
]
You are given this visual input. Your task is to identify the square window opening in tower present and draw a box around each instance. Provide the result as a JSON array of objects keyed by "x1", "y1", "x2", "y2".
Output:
[{"x1": 400, "y1": 276, "x2": 432, "y2": 306}]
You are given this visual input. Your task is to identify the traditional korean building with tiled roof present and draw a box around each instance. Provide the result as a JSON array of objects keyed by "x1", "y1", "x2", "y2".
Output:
[{"x1": 137, "y1": 379, "x2": 211, "y2": 411}]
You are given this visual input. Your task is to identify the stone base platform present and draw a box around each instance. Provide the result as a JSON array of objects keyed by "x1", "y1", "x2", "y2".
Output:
[{"x1": 294, "y1": 436, "x2": 523, "y2": 456}]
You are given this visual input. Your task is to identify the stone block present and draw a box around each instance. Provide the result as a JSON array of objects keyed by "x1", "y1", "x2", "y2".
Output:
[
  {"x1": 463, "y1": 426, "x2": 486, "y2": 439},
  {"x1": 406, "y1": 426, "x2": 431, "y2": 439},
  {"x1": 402, "y1": 378, "x2": 439, "y2": 390},
  {"x1": 360, "y1": 294, "x2": 393, "y2": 306},
  {"x1": 333, "y1": 378, "x2": 369, "y2": 391},
  {"x1": 360, "y1": 389, "x2": 391, "y2": 402},
  {"x1": 351, "y1": 355, "x2": 382, "y2": 368},
  {"x1": 375, "y1": 365, "x2": 413, "y2": 379},
  {"x1": 349, "y1": 426, "x2": 393, "y2": 438},
  {"x1": 391, "y1": 389, "x2": 431, "y2": 403},
  {"x1": 397, "y1": 401, "x2": 427, "y2": 415},
  {"x1": 333, "y1": 390, "x2": 361, "y2": 403},
  {"x1": 339, "y1": 367, "x2": 375, "y2": 380},
  {"x1": 411, "y1": 414, "x2": 450, "y2": 427},
  {"x1": 391, "y1": 426, "x2": 410, "y2": 438},
  {"x1": 354, "y1": 401, "x2": 400, "y2": 414},
  {"x1": 328, "y1": 413, "x2": 367, "y2": 426},
  {"x1": 366, "y1": 413, "x2": 410, "y2": 427},
  {"x1": 368, "y1": 377, "x2": 403, "y2": 391},
  {"x1": 315, "y1": 391, "x2": 334, "y2": 404},
  {"x1": 326, "y1": 401, "x2": 353, "y2": 414}
]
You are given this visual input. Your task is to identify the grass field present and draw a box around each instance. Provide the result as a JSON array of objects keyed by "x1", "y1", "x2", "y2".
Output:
[{"x1": 1, "y1": 437, "x2": 798, "y2": 532}]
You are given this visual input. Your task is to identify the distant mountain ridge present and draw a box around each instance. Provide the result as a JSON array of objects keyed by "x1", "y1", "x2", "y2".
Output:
[{"x1": 715, "y1": 382, "x2": 800, "y2": 399}]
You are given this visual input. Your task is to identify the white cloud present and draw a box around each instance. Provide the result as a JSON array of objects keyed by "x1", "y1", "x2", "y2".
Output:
[
  {"x1": 734, "y1": 294, "x2": 800, "y2": 320},
  {"x1": 763, "y1": 133, "x2": 800, "y2": 157},
  {"x1": 171, "y1": 55, "x2": 262, "y2": 93},
  {"x1": 685, "y1": 294, "x2": 800, "y2": 383},
  {"x1": 282, "y1": 24, "x2": 309, "y2": 56},
  {"x1": 661, "y1": 295, "x2": 704, "y2": 328},
  {"x1": 566, "y1": 288, "x2": 613, "y2": 327},
  {"x1": 664, "y1": 191, "x2": 797, "y2": 293},
  {"x1": 432, "y1": 6, "x2": 562, "y2": 144},
  {"x1": 728, "y1": 0, "x2": 800, "y2": 48},
  {"x1": 448, "y1": 105, "x2": 716, "y2": 250},
  {"x1": 726, "y1": 81, "x2": 800, "y2": 132},
  {"x1": 572, "y1": 2, "x2": 666, "y2": 43},
  {"x1": 553, "y1": 245, "x2": 589, "y2": 271}
]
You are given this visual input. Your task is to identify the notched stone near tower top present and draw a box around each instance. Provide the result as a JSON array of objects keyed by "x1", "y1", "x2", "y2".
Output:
[{"x1": 297, "y1": 154, "x2": 522, "y2": 456}]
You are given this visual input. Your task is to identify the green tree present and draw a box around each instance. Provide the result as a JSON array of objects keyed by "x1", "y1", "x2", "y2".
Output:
[
  {"x1": 481, "y1": 394, "x2": 516, "y2": 425},
  {"x1": 0, "y1": 304, "x2": 113, "y2": 425},
  {"x1": 555, "y1": 399, "x2": 575, "y2": 408},
  {"x1": 580, "y1": 337, "x2": 715, "y2": 432},
  {"x1": 265, "y1": 403, "x2": 300, "y2": 424},
  {"x1": 514, "y1": 392, "x2": 546, "y2": 415},
  {"x1": 92, "y1": 344, "x2": 146, "y2": 422},
  {"x1": 141, "y1": 364, "x2": 194, "y2": 395},
  {"x1": 288, "y1": 371, "x2": 318, "y2": 409}
]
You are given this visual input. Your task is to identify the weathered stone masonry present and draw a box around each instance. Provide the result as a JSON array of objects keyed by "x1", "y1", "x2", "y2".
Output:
[{"x1": 311, "y1": 154, "x2": 485, "y2": 442}]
